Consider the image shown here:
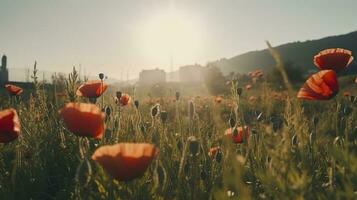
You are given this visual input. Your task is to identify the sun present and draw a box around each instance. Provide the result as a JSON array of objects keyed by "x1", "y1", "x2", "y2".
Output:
[{"x1": 138, "y1": 10, "x2": 204, "y2": 68}]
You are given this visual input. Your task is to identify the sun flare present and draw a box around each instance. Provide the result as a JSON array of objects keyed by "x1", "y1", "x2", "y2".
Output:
[{"x1": 139, "y1": 10, "x2": 204, "y2": 67}]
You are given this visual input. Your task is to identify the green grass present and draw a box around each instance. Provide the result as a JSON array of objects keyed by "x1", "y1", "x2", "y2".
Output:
[
  {"x1": 1, "y1": 52, "x2": 357, "y2": 199},
  {"x1": 0, "y1": 77, "x2": 356, "y2": 199}
]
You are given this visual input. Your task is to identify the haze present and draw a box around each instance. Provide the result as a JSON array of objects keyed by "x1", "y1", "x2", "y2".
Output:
[{"x1": 1, "y1": 0, "x2": 357, "y2": 80}]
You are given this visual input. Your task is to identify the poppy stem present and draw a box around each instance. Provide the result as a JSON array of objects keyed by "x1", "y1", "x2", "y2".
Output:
[{"x1": 101, "y1": 79, "x2": 104, "y2": 110}]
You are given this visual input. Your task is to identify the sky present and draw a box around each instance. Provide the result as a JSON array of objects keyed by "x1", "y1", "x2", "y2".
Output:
[{"x1": 1, "y1": 0, "x2": 357, "y2": 80}]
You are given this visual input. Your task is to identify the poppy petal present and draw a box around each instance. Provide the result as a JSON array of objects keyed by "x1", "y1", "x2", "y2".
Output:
[
  {"x1": 297, "y1": 70, "x2": 338, "y2": 100},
  {"x1": 313, "y1": 48, "x2": 353, "y2": 72},
  {"x1": 92, "y1": 143, "x2": 158, "y2": 181},
  {"x1": 0, "y1": 109, "x2": 21, "y2": 143},
  {"x1": 5, "y1": 84, "x2": 23, "y2": 96},
  {"x1": 59, "y1": 103, "x2": 105, "y2": 138},
  {"x1": 76, "y1": 80, "x2": 108, "y2": 98}
]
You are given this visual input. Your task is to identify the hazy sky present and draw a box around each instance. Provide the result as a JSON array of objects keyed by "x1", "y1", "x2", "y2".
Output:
[{"x1": 1, "y1": 0, "x2": 357, "y2": 80}]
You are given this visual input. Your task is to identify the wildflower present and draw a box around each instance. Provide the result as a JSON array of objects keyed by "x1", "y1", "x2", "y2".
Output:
[
  {"x1": 343, "y1": 91, "x2": 351, "y2": 97},
  {"x1": 297, "y1": 70, "x2": 338, "y2": 100},
  {"x1": 214, "y1": 96, "x2": 223, "y2": 104},
  {"x1": 0, "y1": 108, "x2": 21, "y2": 143},
  {"x1": 5, "y1": 84, "x2": 23, "y2": 96},
  {"x1": 313, "y1": 48, "x2": 353, "y2": 72},
  {"x1": 59, "y1": 103, "x2": 105, "y2": 139},
  {"x1": 76, "y1": 80, "x2": 108, "y2": 98},
  {"x1": 92, "y1": 143, "x2": 158, "y2": 181},
  {"x1": 225, "y1": 126, "x2": 250, "y2": 144},
  {"x1": 151, "y1": 104, "x2": 160, "y2": 117},
  {"x1": 118, "y1": 93, "x2": 130, "y2": 106},
  {"x1": 208, "y1": 146, "x2": 221, "y2": 158},
  {"x1": 245, "y1": 84, "x2": 252, "y2": 90}
]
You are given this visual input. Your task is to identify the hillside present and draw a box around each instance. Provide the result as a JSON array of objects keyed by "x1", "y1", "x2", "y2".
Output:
[{"x1": 211, "y1": 31, "x2": 357, "y2": 75}]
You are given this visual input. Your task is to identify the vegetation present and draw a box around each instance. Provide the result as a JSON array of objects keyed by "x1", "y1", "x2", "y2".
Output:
[
  {"x1": 212, "y1": 31, "x2": 357, "y2": 76},
  {"x1": 0, "y1": 47, "x2": 356, "y2": 200}
]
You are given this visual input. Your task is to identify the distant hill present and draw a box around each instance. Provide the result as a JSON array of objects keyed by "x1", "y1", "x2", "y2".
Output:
[{"x1": 211, "y1": 31, "x2": 357, "y2": 76}]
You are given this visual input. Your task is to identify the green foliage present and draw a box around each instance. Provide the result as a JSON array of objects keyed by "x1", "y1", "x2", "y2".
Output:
[{"x1": 0, "y1": 67, "x2": 356, "y2": 199}]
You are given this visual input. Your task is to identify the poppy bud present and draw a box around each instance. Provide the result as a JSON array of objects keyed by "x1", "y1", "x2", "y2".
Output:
[
  {"x1": 134, "y1": 100, "x2": 139, "y2": 109},
  {"x1": 313, "y1": 116, "x2": 319, "y2": 126},
  {"x1": 175, "y1": 91, "x2": 180, "y2": 101},
  {"x1": 343, "y1": 106, "x2": 352, "y2": 116},
  {"x1": 160, "y1": 111, "x2": 168, "y2": 123},
  {"x1": 200, "y1": 169, "x2": 207, "y2": 180},
  {"x1": 350, "y1": 96, "x2": 356, "y2": 103},
  {"x1": 188, "y1": 136, "x2": 199, "y2": 156},
  {"x1": 229, "y1": 117, "x2": 236, "y2": 128},
  {"x1": 105, "y1": 106, "x2": 111, "y2": 117},
  {"x1": 99, "y1": 73, "x2": 104, "y2": 80},
  {"x1": 151, "y1": 104, "x2": 160, "y2": 117},
  {"x1": 237, "y1": 87, "x2": 243, "y2": 96},
  {"x1": 116, "y1": 91, "x2": 122, "y2": 99}
]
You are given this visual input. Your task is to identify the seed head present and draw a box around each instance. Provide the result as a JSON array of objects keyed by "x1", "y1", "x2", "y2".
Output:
[
  {"x1": 99, "y1": 73, "x2": 104, "y2": 80},
  {"x1": 237, "y1": 87, "x2": 243, "y2": 96},
  {"x1": 134, "y1": 100, "x2": 139, "y2": 109},
  {"x1": 229, "y1": 116, "x2": 236, "y2": 128},
  {"x1": 188, "y1": 136, "x2": 199, "y2": 156},
  {"x1": 151, "y1": 104, "x2": 160, "y2": 117},
  {"x1": 116, "y1": 91, "x2": 122, "y2": 99}
]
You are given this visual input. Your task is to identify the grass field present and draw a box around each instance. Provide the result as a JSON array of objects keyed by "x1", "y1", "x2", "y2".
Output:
[{"x1": 0, "y1": 50, "x2": 356, "y2": 200}]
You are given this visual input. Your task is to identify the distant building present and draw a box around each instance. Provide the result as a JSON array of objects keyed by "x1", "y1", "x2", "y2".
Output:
[
  {"x1": 139, "y1": 68, "x2": 166, "y2": 85},
  {"x1": 0, "y1": 55, "x2": 9, "y2": 84},
  {"x1": 179, "y1": 64, "x2": 203, "y2": 83}
]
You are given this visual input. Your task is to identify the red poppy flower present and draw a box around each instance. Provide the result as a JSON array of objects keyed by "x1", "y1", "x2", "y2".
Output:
[
  {"x1": 0, "y1": 109, "x2": 21, "y2": 143},
  {"x1": 343, "y1": 91, "x2": 351, "y2": 97},
  {"x1": 59, "y1": 103, "x2": 105, "y2": 139},
  {"x1": 92, "y1": 143, "x2": 159, "y2": 181},
  {"x1": 119, "y1": 94, "x2": 130, "y2": 106},
  {"x1": 249, "y1": 96, "x2": 257, "y2": 102},
  {"x1": 5, "y1": 84, "x2": 23, "y2": 96},
  {"x1": 208, "y1": 146, "x2": 221, "y2": 158},
  {"x1": 313, "y1": 48, "x2": 353, "y2": 72},
  {"x1": 297, "y1": 70, "x2": 339, "y2": 100},
  {"x1": 225, "y1": 126, "x2": 250, "y2": 144},
  {"x1": 245, "y1": 84, "x2": 252, "y2": 90},
  {"x1": 214, "y1": 96, "x2": 223, "y2": 104},
  {"x1": 76, "y1": 80, "x2": 108, "y2": 98}
]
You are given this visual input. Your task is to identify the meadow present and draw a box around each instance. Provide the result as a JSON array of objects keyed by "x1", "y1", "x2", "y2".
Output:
[{"x1": 0, "y1": 47, "x2": 356, "y2": 200}]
